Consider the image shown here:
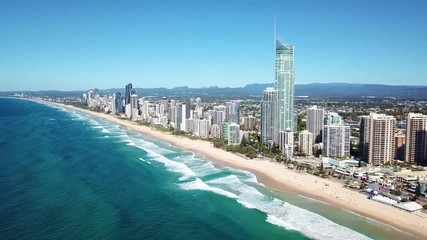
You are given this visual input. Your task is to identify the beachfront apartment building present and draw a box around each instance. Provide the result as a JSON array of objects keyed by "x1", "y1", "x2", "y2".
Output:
[
  {"x1": 323, "y1": 124, "x2": 351, "y2": 158},
  {"x1": 405, "y1": 113, "x2": 427, "y2": 166},
  {"x1": 198, "y1": 119, "x2": 209, "y2": 139},
  {"x1": 227, "y1": 123, "x2": 241, "y2": 145},
  {"x1": 298, "y1": 130, "x2": 313, "y2": 156},
  {"x1": 261, "y1": 88, "x2": 279, "y2": 144},
  {"x1": 210, "y1": 124, "x2": 221, "y2": 139},
  {"x1": 130, "y1": 94, "x2": 139, "y2": 121},
  {"x1": 360, "y1": 113, "x2": 396, "y2": 166},
  {"x1": 279, "y1": 130, "x2": 294, "y2": 159},
  {"x1": 307, "y1": 106, "x2": 324, "y2": 143}
]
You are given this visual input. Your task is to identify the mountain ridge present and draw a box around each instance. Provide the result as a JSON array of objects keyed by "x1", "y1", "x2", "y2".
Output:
[{"x1": 2, "y1": 83, "x2": 427, "y2": 99}]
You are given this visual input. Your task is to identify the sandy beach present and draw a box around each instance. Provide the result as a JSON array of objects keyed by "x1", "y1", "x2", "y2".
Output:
[{"x1": 52, "y1": 102, "x2": 427, "y2": 239}]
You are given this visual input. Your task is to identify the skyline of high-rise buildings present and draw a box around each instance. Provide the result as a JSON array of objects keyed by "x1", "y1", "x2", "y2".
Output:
[{"x1": 80, "y1": 30, "x2": 427, "y2": 168}]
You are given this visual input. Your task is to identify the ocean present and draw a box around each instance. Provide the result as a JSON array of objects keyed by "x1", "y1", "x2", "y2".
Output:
[{"x1": 0, "y1": 98, "x2": 413, "y2": 240}]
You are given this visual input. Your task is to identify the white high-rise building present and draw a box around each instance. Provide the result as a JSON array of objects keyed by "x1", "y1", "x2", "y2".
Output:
[
  {"x1": 226, "y1": 101, "x2": 240, "y2": 124},
  {"x1": 179, "y1": 104, "x2": 187, "y2": 131},
  {"x1": 227, "y1": 123, "x2": 240, "y2": 145},
  {"x1": 212, "y1": 110, "x2": 225, "y2": 125},
  {"x1": 210, "y1": 124, "x2": 221, "y2": 139},
  {"x1": 298, "y1": 130, "x2": 313, "y2": 156},
  {"x1": 275, "y1": 38, "x2": 295, "y2": 132},
  {"x1": 360, "y1": 113, "x2": 396, "y2": 166},
  {"x1": 198, "y1": 119, "x2": 209, "y2": 138},
  {"x1": 160, "y1": 97, "x2": 168, "y2": 116},
  {"x1": 307, "y1": 106, "x2": 324, "y2": 143},
  {"x1": 261, "y1": 88, "x2": 279, "y2": 144},
  {"x1": 186, "y1": 119, "x2": 195, "y2": 133},
  {"x1": 140, "y1": 100, "x2": 149, "y2": 120},
  {"x1": 125, "y1": 104, "x2": 132, "y2": 119},
  {"x1": 168, "y1": 106, "x2": 176, "y2": 125},
  {"x1": 323, "y1": 124, "x2": 350, "y2": 158},
  {"x1": 170, "y1": 99, "x2": 176, "y2": 108},
  {"x1": 214, "y1": 105, "x2": 227, "y2": 123},
  {"x1": 195, "y1": 97, "x2": 203, "y2": 118},
  {"x1": 405, "y1": 113, "x2": 427, "y2": 165},
  {"x1": 279, "y1": 130, "x2": 294, "y2": 159},
  {"x1": 130, "y1": 94, "x2": 139, "y2": 120}
]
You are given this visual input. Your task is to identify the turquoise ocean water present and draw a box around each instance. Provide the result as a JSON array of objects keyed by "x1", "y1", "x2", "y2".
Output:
[{"x1": 0, "y1": 98, "x2": 414, "y2": 240}]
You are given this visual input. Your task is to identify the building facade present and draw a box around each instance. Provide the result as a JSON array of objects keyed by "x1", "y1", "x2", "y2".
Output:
[
  {"x1": 298, "y1": 130, "x2": 313, "y2": 156},
  {"x1": 275, "y1": 39, "x2": 295, "y2": 132},
  {"x1": 323, "y1": 124, "x2": 350, "y2": 158},
  {"x1": 360, "y1": 113, "x2": 396, "y2": 166},
  {"x1": 227, "y1": 123, "x2": 240, "y2": 145},
  {"x1": 405, "y1": 113, "x2": 427, "y2": 165},
  {"x1": 261, "y1": 88, "x2": 279, "y2": 144},
  {"x1": 226, "y1": 101, "x2": 240, "y2": 124},
  {"x1": 279, "y1": 130, "x2": 294, "y2": 159},
  {"x1": 307, "y1": 106, "x2": 324, "y2": 143},
  {"x1": 125, "y1": 83, "x2": 132, "y2": 105}
]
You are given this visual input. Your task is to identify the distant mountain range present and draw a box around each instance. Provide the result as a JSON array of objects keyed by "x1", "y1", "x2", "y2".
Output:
[{"x1": 2, "y1": 83, "x2": 427, "y2": 99}]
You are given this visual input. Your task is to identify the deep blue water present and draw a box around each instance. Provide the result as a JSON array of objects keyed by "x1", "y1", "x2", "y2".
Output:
[{"x1": 0, "y1": 98, "x2": 411, "y2": 240}]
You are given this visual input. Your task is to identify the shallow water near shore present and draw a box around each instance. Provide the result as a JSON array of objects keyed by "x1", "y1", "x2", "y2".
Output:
[{"x1": 0, "y1": 98, "x2": 415, "y2": 240}]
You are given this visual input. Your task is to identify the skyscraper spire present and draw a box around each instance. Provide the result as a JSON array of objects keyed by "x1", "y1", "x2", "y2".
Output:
[{"x1": 274, "y1": 15, "x2": 276, "y2": 50}]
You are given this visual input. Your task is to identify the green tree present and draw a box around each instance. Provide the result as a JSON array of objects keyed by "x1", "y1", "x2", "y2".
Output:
[{"x1": 241, "y1": 135, "x2": 248, "y2": 147}]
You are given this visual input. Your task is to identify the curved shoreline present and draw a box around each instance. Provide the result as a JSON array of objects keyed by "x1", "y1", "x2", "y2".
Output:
[{"x1": 49, "y1": 101, "x2": 427, "y2": 239}]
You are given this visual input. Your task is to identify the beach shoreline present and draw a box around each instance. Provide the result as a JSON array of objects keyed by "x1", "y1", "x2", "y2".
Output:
[{"x1": 49, "y1": 101, "x2": 427, "y2": 239}]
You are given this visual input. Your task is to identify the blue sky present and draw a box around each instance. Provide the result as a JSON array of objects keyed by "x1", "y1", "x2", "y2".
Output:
[{"x1": 0, "y1": 0, "x2": 426, "y2": 91}]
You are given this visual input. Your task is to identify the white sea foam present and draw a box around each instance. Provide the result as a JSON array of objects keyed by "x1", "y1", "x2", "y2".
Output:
[
  {"x1": 139, "y1": 157, "x2": 151, "y2": 165},
  {"x1": 129, "y1": 137, "x2": 174, "y2": 154},
  {"x1": 101, "y1": 128, "x2": 110, "y2": 133},
  {"x1": 55, "y1": 107, "x2": 68, "y2": 112},
  {"x1": 189, "y1": 170, "x2": 371, "y2": 240},
  {"x1": 266, "y1": 215, "x2": 296, "y2": 230},
  {"x1": 113, "y1": 134, "x2": 130, "y2": 138},
  {"x1": 183, "y1": 160, "x2": 222, "y2": 178},
  {"x1": 137, "y1": 147, "x2": 196, "y2": 180},
  {"x1": 236, "y1": 199, "x2": 257, "y2": 209},
  {"x1": 179, "y1": 178, "x2": 239, "y2": 199}
]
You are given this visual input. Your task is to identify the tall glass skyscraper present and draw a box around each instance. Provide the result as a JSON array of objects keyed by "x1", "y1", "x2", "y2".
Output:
[
  {"x1": 275, "y1": 39, "x2": 295, "y2": 132},
  {"x1": 125, "y1": 83, "x2": 133, "y2": 105}
]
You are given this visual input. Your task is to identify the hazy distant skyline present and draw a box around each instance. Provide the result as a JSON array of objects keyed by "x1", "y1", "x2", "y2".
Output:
[{"x1": 0, "y1": 0, "x2": 426, "y2": 91}]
